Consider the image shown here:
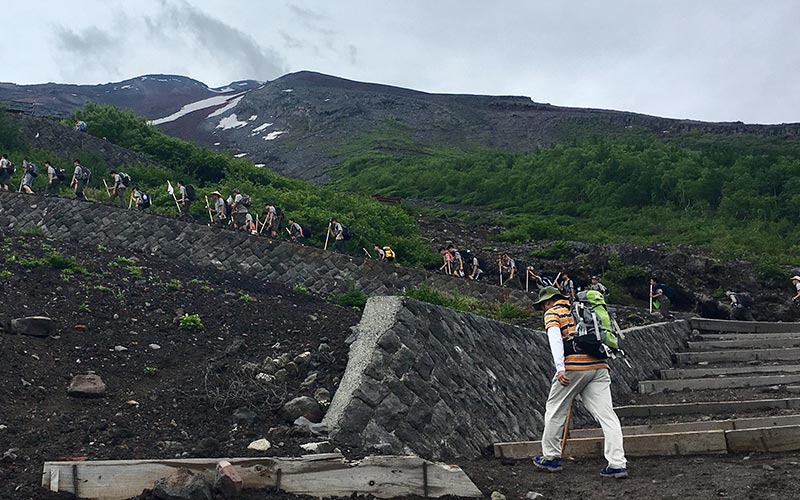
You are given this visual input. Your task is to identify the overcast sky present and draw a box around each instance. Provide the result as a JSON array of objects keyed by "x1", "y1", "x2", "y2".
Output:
[{"x1": 3, "y1": 1, "x2": 798, "y2": 124}]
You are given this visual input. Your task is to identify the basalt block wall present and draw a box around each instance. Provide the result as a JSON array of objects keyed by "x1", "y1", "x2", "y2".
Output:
[
  {"x1": 324, "y1": 296, "x2": 690, "y2": 460},
  {"x1": 0, "y1": 192, "x2": 531, "y2": 305}
]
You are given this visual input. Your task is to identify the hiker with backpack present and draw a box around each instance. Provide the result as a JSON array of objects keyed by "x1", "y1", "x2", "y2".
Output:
[
  {"x1": 109, "y1": 170, "x2": 130, "y2": 205},
  {"x1": 448, "y1": 245, "x2": 465, "y2": 277},
  {"x1": 467, "y1": 252, "x2": 483, "y2": 280},
  {"x1": 588, "y1": 275, "x2": 608, "y2": 296},
  {"x1": 649, "y1": 277, "x2": 671, "y2": 315},
  {"x1": 726, "y1": 290, "x2": 754, "y2": 321},
  {"x1": 209, "y1": 191, "x2": 227, "y2": 226},
  {"x1": 131, "y1": 186, "x2": 151, "y2": 211},
  {"x1": 71, "y1": 159, "x2": 90, "y2": 200},
  {"x1": 328, "y1": 217, "x2": 345, "y2": 252},
  {"x1": 526, "y1": 267, "x2": 553, "y2": 290},
  {"x1": 261, "y1": 202, "x2": 284, "y2": 237},
  {"x1": 438, "y1": 247, "x2": 454, "y2": 274},
  {"x1": 288, "y1": 217, "x2": 307, "y2": 243},
  {"x1": 531, "y1": 286, "x2": 628, "y2": 479},
  {"x1": 0, "y1": 154, "x2": 14, "y2": 190},
  {"x1": 230, "y1": 189, "x2": 250, "y2": 230},
  {"x1": 20, "y1": 159, "x2": 37, "y2": 194},
  {"x1": 45, "y1": 161, "x2": 64, "y2": 196},
  {"x1": 558, "y1": 272, "x2": 576, "y2": 301},
  {"x1": 373, "y1": 244, "x2": 396, "y2": 262},
  {"x1": 177, "y1": 180, "x2": 195, "y2": 218},
  {"x1": 499, "y1": 253, "x2": 518, "y2": 285}
]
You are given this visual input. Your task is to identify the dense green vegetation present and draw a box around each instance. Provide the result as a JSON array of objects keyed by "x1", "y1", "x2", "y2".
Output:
[
  {"x1": 0, "y1": 105, "x2": 438, "y2": 267},
  {"x1": 404, "y1": 286, "x2": 533, "y2": 322},
  {"x1": 334, "y1": 135, "x2": 800, "y2": 264}
]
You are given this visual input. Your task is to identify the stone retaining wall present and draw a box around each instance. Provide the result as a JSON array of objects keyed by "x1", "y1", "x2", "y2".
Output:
[
  {"x1": 324, "y1": 296, "x2": 690, "y2": 460},
  {"x1": 0, "y1": 191, "x2": 531, "y2": 306}
]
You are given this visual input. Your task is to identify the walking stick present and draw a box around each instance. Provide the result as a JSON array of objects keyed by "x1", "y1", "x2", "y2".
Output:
[
  {"x1": 259, "y1": 214, "x2": 269, "y2": 234},
  {"x1": 561, "y1": 402, "x2": 574, "y2": 455},
  {"x1": 128, "y1": 190, "x2": 134, "y2": 209},
  {"x1": 649, "y1": 283, "x2": 654, "y2": 313},
  {"x1": 324, "y1": 222, "x2": 331, "y2": 250},
  {"x1": 499, "y1": 260, "x2": 504, "y2": 286},
  {"x1": 204, "y1": 196, "x2": 214, "y2": 223},
  {"x1": 18, "y1": 175, "x2": 24, "y2": 192},
  {"x1": 362, "y1": 247, "x2": 372, "y2": 258},
  {"x1": 102, "y1": 179, "x2": 112, "y2": 198},
  {"x1": 526, "y1": 269, "x2": 529, "y2": 292}
]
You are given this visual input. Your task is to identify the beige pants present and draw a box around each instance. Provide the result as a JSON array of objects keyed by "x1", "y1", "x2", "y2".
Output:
[{"x1": 540, "y1": 368, "x2": 626, "y2": 469}]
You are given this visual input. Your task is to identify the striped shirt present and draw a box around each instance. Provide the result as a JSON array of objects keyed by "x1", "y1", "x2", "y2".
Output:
[{"x1": 544, "y1": 299, "x2": 608, "y2": 371}]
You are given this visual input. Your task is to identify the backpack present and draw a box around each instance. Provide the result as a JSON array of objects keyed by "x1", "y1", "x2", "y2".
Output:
[
  {"x1": 274, "y1": 206, "x2": 284, "y2": 219},
  {"x1": 224, "y1": 199, "x2": 232, "y2": 218},
  {"x1": 383, "y1": 246, "x2": 396, "y2": 259},
  {"x1": 139, "y1": 192, "x2": 151, "y2": 208},
  {"x1": 300, "y1": 224, "x2": 311, "y2": 238},
  {"x1": 566, "y1": 290, "x2": 625, "y2": 360},
  {"x1": 736, "y1": 292, "x2": 753, "y2": 308},
  {"x1": 78, "y1": 167, "x2": 92, "y2": 181},
  {"x1": 29, "y1": 163, "x2": 39, "y2": 177},
  {"x1": 240, "y1": 194, "x2": 252, "y2": 207},
  {"x1": 184, "y1": 184, "x2": 196, "y2": 201},
  {"x1": 5, "y1": 162, "x2": 15, "y2": 175},
  {"x1": 55, "y1": 168, "x2": 67, "y2": 181},
  {"x1": 342, "y1": 226, "x2": 352, "y2": 240},
  {"x1": 119, "y1": 173, "x2": 131, "y2": 187}
]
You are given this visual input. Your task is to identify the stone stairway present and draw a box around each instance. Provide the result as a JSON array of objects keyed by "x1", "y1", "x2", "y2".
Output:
[{"x1": 494, "y1": 318, "x2": 800, "y2": 459}]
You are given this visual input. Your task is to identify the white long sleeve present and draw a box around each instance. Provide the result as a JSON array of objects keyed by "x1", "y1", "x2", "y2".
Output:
[{"x1": 547, "y1": 326, "x2": 566, "y2": 373}]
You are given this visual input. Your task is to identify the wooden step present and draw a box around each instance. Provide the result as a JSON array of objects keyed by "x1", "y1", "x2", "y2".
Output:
[
  {"x1": 687, "y1": 338, "x2": 800, "y2": 350},
  {"x1": 570, "y1": 414, "x2": 800, "y2": 438},
  {"x1": 726, "y1": 424, "x2": 800, "y2": 453},
  {"x1": 661, "y1": 364, "x2": 800, "y2": 380},
  {"x1": 698, "y1": 332, "x2": 800, "y2": 341},
  {"x1": 640, "y1": 374, "x2": 800, "y2": 393},
  {"x1": 690, "y1": 318, "x2": 800, "y2": 334},
  {"x1": 614, "y1": 397, "x2": 800, "y2": 418},
  {"x1": 675, "y1": 347, "x2": 800, "y2": 365}
]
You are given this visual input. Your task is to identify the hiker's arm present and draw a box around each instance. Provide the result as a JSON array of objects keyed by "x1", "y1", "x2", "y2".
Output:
[
  {"x1": 793, "y1": 291, "x2": 800, "y2": 301},
  {"x1": 546, "y1": 326, "x2": 566, "y2": 373}
]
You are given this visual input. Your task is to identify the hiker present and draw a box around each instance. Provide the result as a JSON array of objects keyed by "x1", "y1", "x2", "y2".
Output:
[
  {"x1": 791, "y1": 276, "x2": 800, "y2": 303},
  {"x1": 74, "y1": 120, "x2": 87, "y2": 132},
  {"x1": 531, "y1": 286, "x2": 628, "y2": 478},
  {"x1": 558, "y1": 272, "x2": 576, "y2": 301},
  {"x1": 438, "y1": 247, "x2": 454, "y2": 274},
  {"x1": 526, "y1": 267, "x2": 553, "y2": 289},
  {"x1": 44, "y1": 161, "x2": 62, "y2": 196},
  {"x1": 177, "y1": 180, "x2": 194, "y2": 218},
  {"x1": 209, "y1": 191, "x2": 227, "y2": 225},
  {"x1": 500, "y1": 253, "x2": 517, "y2": 284},
  {"x1": 261, "y1": 202, "x2": 284, "y2": 237},
  {"x1": 588, "y1": 275, "x2": 608, "y2": 296},
  {"x1": 448, "y1": 245, "x2": 465, "y2": 277},
  {"x1": 244, "y1": 213, "x2": 257, "y2": 234},
  {"x1": 468, "y1": 252, "x2": 483, "y2": 280},
  {"x1": 288, "y1": 217, "x2": 306, "y2": 243},
  {"x1": 108, "y1": 170, "x2": 129, "y2": 205},
  {"x1": 231, "y1": 189, "x2": 250, "y2": 230},
  {"x1": 0, "y1": 154, "x2": 13, "y2": 190},
  {"x1": 328, "y1": 217, "x2": 345, "y2": 252},
  {"x1": 726, "y1": 289, "x2": 754, "y2": 321},
  {"x1": 131, "y1": 186, "x2": 151, "y2": 210},
  {"x1": 374, "y1": 244, "x2": 396, "y2": 262},
  {"x1": 71, "y1": 160, "x2": 89, "y2": 200},
  {"x1": 650, "y1": 277, "x2": 671, "y2": 315},
  {"x1": 21, "y1": 159, "x2": 37, "y2": 193}
]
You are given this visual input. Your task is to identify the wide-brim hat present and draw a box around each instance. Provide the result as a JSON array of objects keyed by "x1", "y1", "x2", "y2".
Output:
[
  {"x1": 792, "y1": 276, "x2": 800, "y2": 281},
  {"x1": 532, "y1": 286, "x2": 567, "y2": 305},
  {"x1": 209, "y1": 191, "x2": 222, "y2": 197}
]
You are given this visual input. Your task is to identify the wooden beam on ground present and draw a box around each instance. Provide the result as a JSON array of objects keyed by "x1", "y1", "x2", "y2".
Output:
[
  {"x1": 639, "y1": 374, "x2": 800, "y2": 394},
  {"x1": 697, "y1": 332, "x2": 800, "y2": 341},
  {"x1": 690, "y1": 318, "x2": 800, "y2": 334},
  {"x1": 687, "y1": 338, "x2": 800, "y2": 350},
  {"x1": 661, "y1": 364, "x2": 800, "y2": 380},
  {"x1": 614, "y1": 398, "x2": 800, "y2": 418},
  {"x1": 569, "y1": 414, "x2": 800, "y2": 439},
  {"x1": 41, "y1": 454, "x2": 482, "y2": 500},
  {"x1": 725, "y1": 425, "x2": 800, "y2": 453},
  {"x1": 675, "y1": 347, "x2": 800, "y2": 365},
  {"x1": 494, "y1": 430, "x2": 728, "y2": 459}
]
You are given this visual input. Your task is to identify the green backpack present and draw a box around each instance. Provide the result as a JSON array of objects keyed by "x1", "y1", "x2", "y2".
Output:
[{"x1": 568, "y1": 290, "x2": 625, "y2": 359}]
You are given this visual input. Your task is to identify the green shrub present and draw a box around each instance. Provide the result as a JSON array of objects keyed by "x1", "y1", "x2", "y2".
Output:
[
  {"x1": 530, "y1": 240, "x2": 573, "y2": 260},
  {"x1": 165, "y1": 279, "x2": 183, "y2": 290},
  {"x1": 179, "y1": 313, "x2": 205, "y2": 331},
  {"x1": 125, "y1": 265, "x2": 144, "y2": 279},
  {"x1": 293, "y1": 284, "x2": 310, "y2": 295},
  {"x1": 0, "y1": 270, "x2": 12, "y2": 279},
  {"x1": 239, "y1": 293, "x2": 255, "y2": 302},
  {"x1": 333, "y1": 284, "x2": 368, "y2": 307}
]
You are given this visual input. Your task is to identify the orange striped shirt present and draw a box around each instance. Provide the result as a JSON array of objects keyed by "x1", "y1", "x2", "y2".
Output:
[{"x1": 544, "y1": 299, "x2": 608, "y2": 371}]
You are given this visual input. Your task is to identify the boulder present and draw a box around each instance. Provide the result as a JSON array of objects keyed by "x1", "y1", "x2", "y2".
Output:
[
  {"x1": 7, "y1": 316, "x2": 54, "y2": 337},
  {"x1": 280, "y1": 396, "x2": 323, "y2": 423},
  {"x1": 215, "y1": 460, "x2": 243, "y2": 497},
  {"x1": 247, "y1": 438, "x2": 271, "y2": 451},
  {"x1": 314, "y1": 388, "x2": 331, "y2": 404},
  {"x1": 152, "y1": 468, "x2": 212, "y2": 500},
  {"x1": 299, "y1": 441, "x2": 335, "y2": 454},
  {"x1": 293, "y1": 416, "x2": 329, "y2": 436},
  {"x1": 67, "y1": 374, "x2": 107, "y2": 398}
]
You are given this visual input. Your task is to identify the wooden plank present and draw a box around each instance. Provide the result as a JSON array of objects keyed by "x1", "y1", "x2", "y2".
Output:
[
  {"x1": 687, "y1": 338, "x2": 800, "y2": 350},
  {"x1": 726, "y1": 425, "x2": 800, "y2": 453},
  {"x1": 570, "y1": 414, "x2": 800, "y2": 438},
  {"x1": 614, "y1": 398, "x2": 800, "y2": 418},
  {"x1": 697, "y1": 332, "x2": 800, "y2": 341},
  {"x1": 675, "y1": 347, "x2": 800, "y2": 365},
  {"x1": 661, "y1": 364, "x2": 800, "y2": 380},
  {"x1": 690, "y1": 318, "x2": 800, "y2": 334},
  {"x1": 41, "y1": 455, "x2": 482, "y2": 500},
  {"x1": 494, "y1": 430, "x2": 728, "y2": 458},
  {"x1": 640, "y1": 374, "x2": 800, "y2": 393}
]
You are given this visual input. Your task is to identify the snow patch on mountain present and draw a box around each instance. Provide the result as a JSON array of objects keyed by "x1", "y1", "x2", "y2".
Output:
[
  {"x1": 216, "y1": 114, "x2": 248, "y2": 130},
  {"x1": 150, "y1": 92, "x2": 247, "y2": 125},
  {"x1": 252, "y1": 122, "x2": 273, "y2": 133},
  {"x1": 207, "y1": 94, "x2": 246, "y2": 118},
  {"x1": 264, "y1": 130, "x2": 287, "y2": 140}
]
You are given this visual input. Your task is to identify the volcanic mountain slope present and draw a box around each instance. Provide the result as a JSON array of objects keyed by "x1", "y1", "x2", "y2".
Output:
[
  {"x1": 153, "y1": 71, "x2": 800, "y2": 184},
  {"x1": 0, "y1": 74, "x2": 261, "y2": 119}
]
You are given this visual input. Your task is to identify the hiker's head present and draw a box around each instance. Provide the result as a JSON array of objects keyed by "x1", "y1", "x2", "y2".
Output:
[
  {"x1": 110, "y1": 169, "x2": 117, "y2": 176},
  {"x1": 330, "y1": 217, "x2": 337, "y2": 223},
  {"x1": 44, "y1": 161, "x2": 51, "y2": 167},
  {"x1": 374, "y1": 244, "x2": 380, "y2": 249},
  {"x1": 132, "y1": 186, "x2": 139, "y2": 192},
  {"x1": 210, "y1": 191, "x2": 221, "y2": 198},
  {"x1": 792, "y1": 276, "x2": 800, "y2": 284},
  {"x1": 232, "y1": 189, "x2": 240, "y2": 194},
  {"x1": 592, "y1": 275, "x2": 599, "y2": 282},
  {"x1": 178, "y1": 180, "x2": 185, "y2": 186},
  {"x1": 650, "y1": 277, "x2": 658, "y2": 285},
  {"x1": 562, "y1": 272, "x2": 569, "y2": 279},
  {"x1": 73, "y1": 159, "x2": 80, "y2": 165},
  {"x1": 289, "y1": 217, "x2": 295, "y2": 223},
  {"x1": 725, "y1": 289, "x2": 734, "y2": 296},
  {"x1": 532, "y1": 286, "x2": 567, "y2": 310}
]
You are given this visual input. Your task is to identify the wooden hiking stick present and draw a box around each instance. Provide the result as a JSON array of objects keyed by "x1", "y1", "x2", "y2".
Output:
[
  {"x1": 128, "y1": 190, "x2": 134, "y2": 209},
  {"x1": 561, "y1": 402, "x2": 574, "y2": 454},
  {"x1": 18, "y1": 175, "x2": 24, "y2": 193},
  {"x1": 259, "y1": 214, "x2": 269, "y2": 234},
  {"x1": 498, "y1": 259, "x2": 504, "y2": 286},
  {"x1": 324, "y1": 222, "x2": 331, "y2": 250},
  {"x1": 102, "y1": 179, "x2": 112, "y2": 198},
  {"x1": 649, "y1": 283, "x2": 654, "y2": 313},
  {"x1": 204, "y1": 196, "x2": 214, "y2": 223},
  {"x1": 526, "y1": 269, "x2": 529, "y2": 292},
  {"x1": 362, "y1": 247, "x2": 372, "y2": 258}
]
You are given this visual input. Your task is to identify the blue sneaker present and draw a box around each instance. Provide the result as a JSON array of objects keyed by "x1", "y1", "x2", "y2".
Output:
[
  {"x1": 532, "y1": 455, "x2": 562, "y2": 472},
  {"x1": 600, "y1": 467, "x2": 628, "y2": 478}
]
